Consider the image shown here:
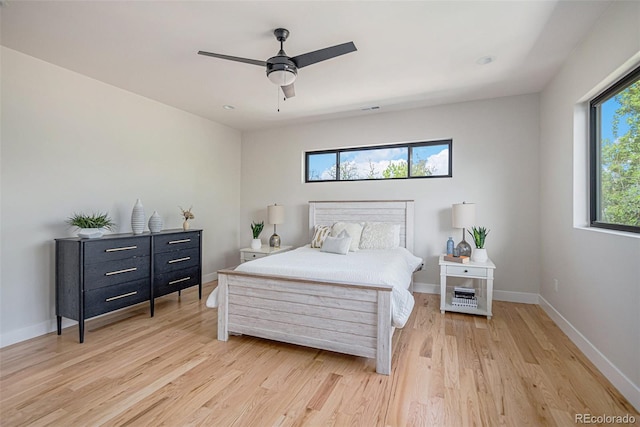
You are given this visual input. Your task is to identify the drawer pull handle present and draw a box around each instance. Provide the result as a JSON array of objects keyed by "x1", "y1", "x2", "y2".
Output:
[
  {"x1": 106, "y1": 291, "x2": 137, "y2": 302},
  {"x1": 464, "y1": 269, "x2": 468, "y2": 273},
  {"x1": 105, "y1": 246, "x2": 137, "y2": 252},
  {"x1": 105, "y1": 267, "x2": 137, "y2": 276},
  {"x1": 168, "y1": 257, "x2": 190, "y2": 264},
  {"x1": 169, "y1": 239, "x2": 191, "y2": 244},
  {"x1": 169, "y1": 277, "x2": 191, "y2": 285}
]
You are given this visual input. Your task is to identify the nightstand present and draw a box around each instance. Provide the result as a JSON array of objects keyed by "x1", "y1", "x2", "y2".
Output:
[
  {"x1": 240, "y1": 245, "x2": 293, "y2": 263},
  {"x1": 438, "y1": 254, "x2": 496, "y2": 319}
]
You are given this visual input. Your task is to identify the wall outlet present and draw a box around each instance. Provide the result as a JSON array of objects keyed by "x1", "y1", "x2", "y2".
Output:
[{"x1": 554, "y1": 279, "x2": 559, "y2": 292}]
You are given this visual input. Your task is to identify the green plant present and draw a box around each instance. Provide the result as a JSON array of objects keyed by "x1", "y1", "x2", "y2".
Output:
[
  {"x1": 251, "y1": 221, "x2": 264, "y2": 239},
  {"x1": 67, "y1": 212, "x2": 116, "y2": 230},
  {"x1": 467, "y1": 226, "x2": 490, "y2": 249}
]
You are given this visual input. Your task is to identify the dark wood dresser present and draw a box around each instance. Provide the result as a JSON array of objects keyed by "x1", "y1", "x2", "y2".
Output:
[{"x1": 55, "y1": 229, "x2": 202, "y2": 342}]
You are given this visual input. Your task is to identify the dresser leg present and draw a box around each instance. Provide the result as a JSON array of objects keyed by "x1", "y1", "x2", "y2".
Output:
[
  {"x1": 79, "y1": 319, "x2": 84, "y2": 343},
  {"x1": 57, "y1": 316, "x2": 62, "y2": 335},
  {"x1": 198, "y1": 283, "x2": 202, "y2": 300}
]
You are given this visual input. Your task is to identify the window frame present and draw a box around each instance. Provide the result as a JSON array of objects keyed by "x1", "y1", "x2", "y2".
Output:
[
  {"x1": 305, "y1": 139, "x2": 453, "y2": 183},
  {"x1": 589, "y1": 65, "x2": 640, "y2": 234}
]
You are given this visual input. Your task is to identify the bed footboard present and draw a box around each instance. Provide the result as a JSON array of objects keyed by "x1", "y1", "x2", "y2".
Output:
[{"x1": 217, "y1": 269, "x2": 393, "y2": 375}]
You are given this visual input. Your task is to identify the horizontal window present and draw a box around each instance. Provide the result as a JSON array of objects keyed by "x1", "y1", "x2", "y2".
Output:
[
  {"x1": 589, "y1": 65, "x2": 640, "y2": 234},
  {"x1": 305, "y1": 140, "x2": 452, "y2": 182}
]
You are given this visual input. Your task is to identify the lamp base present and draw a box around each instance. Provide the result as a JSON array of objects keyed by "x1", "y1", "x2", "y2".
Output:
[
  {"x1": 269, "y1": 234, "x2": 281, "y2": 248},
  {"x1": 456, "y1": 240, "x2": 472, "y2": 257}
]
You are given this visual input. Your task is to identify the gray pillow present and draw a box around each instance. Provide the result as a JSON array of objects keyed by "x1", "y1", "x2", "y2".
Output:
[{"x1": 321, "y1": 230, "x2": 352, "y2": 255}]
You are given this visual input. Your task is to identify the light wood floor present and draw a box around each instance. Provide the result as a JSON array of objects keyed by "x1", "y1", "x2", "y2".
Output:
[{"x1": 1, "y1": 281, "x2": 637, "y2": 426}]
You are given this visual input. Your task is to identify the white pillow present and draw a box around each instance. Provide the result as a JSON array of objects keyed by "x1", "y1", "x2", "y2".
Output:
[
  {"x1": 359, "y1": 222, "x2": 401, "y2": 250},
  {"x1": 331, "y1": 222, "x2": 363, "y2": 252},
  {"x1": 321, "y1": 230, "x2": 352, "y2": 255},
  {"x1": 310, "y1": 225, "x2": 331, "y2": 248}
]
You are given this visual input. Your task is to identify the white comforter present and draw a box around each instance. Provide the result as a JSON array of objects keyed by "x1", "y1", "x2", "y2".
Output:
[{"x1": 207, "y1": 245, "x2": 423, "y2": 328}]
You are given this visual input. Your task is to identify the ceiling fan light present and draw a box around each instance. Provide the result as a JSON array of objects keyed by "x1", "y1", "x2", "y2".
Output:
[{"x1": 267, "y1": 69, "x2": 297, "y2": 86}]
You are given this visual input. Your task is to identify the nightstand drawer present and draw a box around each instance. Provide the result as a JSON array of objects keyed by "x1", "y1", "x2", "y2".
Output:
[
  {"x1": 84, "y1": 256, "x2": 150, "y2": 290},
  {"x1": 446, "y1": 265, "x2": 488, "y2": 278},
  {"x1": 242, "y1": 252, "x2": 268, "y2": 262},
  {"x1": 85, "y1": 279, "x2": 150, "y2": 318},
  {"x1": 154, "y1": 232, "x2": 200, "y2": 253},
  {"x1": 154, "y1": 247, "x2": 200, "y2": 273},
  {"x1": 84, "y1": 237, "x2": 151, "y2": 263}
]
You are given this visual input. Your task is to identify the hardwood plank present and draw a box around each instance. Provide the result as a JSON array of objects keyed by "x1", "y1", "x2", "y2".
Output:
[{"x1": 0, "y1": 287, "x2": 637, "y2": 427}]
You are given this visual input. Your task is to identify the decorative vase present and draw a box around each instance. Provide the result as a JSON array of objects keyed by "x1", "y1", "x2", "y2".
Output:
[
  {"x1": 251, "y1": 238, "x2": 261, "y2": 250},
  {"x1": 131, "y1": 198, "x2": 145, "y2": 234},
  {"x1": 148, "y1": 211, "x2": 163, "y2": 233},
  {"x1": 472, "y1": 248, "x2": 488, "y2": 263},
  {"x1": 183, "y1": 220, "x2": 190, "y2": 231}
]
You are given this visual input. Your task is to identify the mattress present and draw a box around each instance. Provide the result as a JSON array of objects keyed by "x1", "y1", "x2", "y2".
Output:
[{"x1": 207, "y1": 245, "x2": 423, "y2": 328}]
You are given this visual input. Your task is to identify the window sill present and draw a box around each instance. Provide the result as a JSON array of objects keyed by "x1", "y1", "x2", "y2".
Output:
[{"x1": 574, "y1": 225, "x2": 640, "y2": 239}]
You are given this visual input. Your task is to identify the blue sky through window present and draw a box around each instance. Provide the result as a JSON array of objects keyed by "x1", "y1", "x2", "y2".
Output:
[{"x1": 306, "y1": 142, "x2": 450, "y2": 181}]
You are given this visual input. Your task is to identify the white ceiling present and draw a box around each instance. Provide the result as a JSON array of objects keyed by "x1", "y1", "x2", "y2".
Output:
[{"x1": 1, "y1": 1, "x2": 611, "y2": 131}]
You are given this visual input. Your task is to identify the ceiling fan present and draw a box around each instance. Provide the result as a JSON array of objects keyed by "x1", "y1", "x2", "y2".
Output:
[{"x1": 198, "y1": 28, "x2": 357, "y2": 99}]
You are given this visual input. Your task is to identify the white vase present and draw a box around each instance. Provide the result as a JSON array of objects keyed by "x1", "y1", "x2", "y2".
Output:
[
  {"x1": 131, "y1": 198, "x2": 145, "y2": 234},
  {"x1": 148, "y1": 210, "x2": 163, "y2": 233},
  {"x1": 472, "y1": 248, "x2": 488, "y2": 263},
  {"x1": 251, "y1": 238, "x2": 262, "y2": 250}
]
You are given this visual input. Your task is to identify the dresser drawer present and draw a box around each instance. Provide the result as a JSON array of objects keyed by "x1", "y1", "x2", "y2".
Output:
[
  {"x1": 84, "y1": 237, "x2": 150, "y2": 263},
  {"x1": 446, "y1": 265, "x2": 488, "y2": 278},
  {"x1": 85, "y1": 279, "x2": 150, "y2": 318},
  {"x1": 154, "y1": 247, "x2": 200, "y2": 274},
  {"x1": 241, "y1": 252, "x2": 268, "y2": 262},
  {"x1": 84, "y1": 256, "x2": 150, "y2": 290},
  {"x1": 154, "y1": 266, "x2": 200, "y2": 297},
  {"x1": 154, "y1": 232, "x2": 200, "y2": 253}
]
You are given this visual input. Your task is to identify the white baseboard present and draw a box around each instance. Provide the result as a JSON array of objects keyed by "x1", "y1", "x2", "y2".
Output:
[
  {"x1": 539, "y1": 296, "x2": 640, "y2": 412},
  {"x1": 1, "y1": 272, "x2": 219, "y2": 349},
  {"x1": 413, "y1": 282, "x2": 538, "y2": 304}
]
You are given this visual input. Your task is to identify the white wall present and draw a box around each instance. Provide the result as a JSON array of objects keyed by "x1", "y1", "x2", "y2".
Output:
[
  {"x1": 0, "y1": 47, "x2": 242, "y2": 346},
  {"x1": 241, "y1": 94, "x2": 541, "y2": 297},
  {"x1": 539, "y1": 1, "x2": 639, "y2": 408}
]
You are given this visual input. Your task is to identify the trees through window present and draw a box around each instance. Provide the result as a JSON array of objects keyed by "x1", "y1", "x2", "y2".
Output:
[{"x1": 306, "y1": 140, "x2": 452, "y2": 182}]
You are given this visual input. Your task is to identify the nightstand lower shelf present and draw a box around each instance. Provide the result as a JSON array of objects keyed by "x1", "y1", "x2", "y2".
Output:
[{"x1": 442, "y1": 291, "x2": 490, "y2": 317}]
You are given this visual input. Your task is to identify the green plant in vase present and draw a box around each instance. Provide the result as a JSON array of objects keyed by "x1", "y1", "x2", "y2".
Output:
[
  {"x1": 467, "y1": 226, "x2": 490, "y2": 262},
  {"x1": 250, "y1": 221, "x2": 264, "y2": 249},
  {"x1": 67, "y1": 212, "x2": 116, "y2": 238}
]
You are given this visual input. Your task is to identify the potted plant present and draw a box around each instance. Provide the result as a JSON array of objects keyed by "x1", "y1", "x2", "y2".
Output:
[
  {"x1": 67, "y1": 212, "x2": 116, "y2": 239},
  {"x1": 180, "y1": 206, "x2": 195, "y2": 230},
  {"x1": 250, "y1": 221, "x2": 264, "y2": 249},
  {"x1": 468, "y1": 226, "x2": 490, "y2": 262}
]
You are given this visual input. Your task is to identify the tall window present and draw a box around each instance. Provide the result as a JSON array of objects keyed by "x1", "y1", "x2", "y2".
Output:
[
  {"x1": 590, "y1": 66, "x2": 640, "y2": 233},
  {"x1": 305, "y1": 140, "x2": 452, "y2": 182}
]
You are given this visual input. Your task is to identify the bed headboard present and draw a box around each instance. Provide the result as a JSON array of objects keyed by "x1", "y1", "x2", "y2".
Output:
[{"x1": 308, "y1": 200, "x2": 415, "y2": 252}]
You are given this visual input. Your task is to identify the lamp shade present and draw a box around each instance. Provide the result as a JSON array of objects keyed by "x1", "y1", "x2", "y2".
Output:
[
  {"x1": 452, "y1": 202, "x2": 476, "y2": 229},
  {"x1": 267, "y1": 204, "x2": 285, "y2": 225}
]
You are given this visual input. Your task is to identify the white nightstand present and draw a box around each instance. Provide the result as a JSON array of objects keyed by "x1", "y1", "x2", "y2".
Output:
[
  {"x1": 438, "y1": 254, "x2": 496, "y2": 319},
  {"x1": 240, "y1": 245, "x2": 293, "y2": 263}
]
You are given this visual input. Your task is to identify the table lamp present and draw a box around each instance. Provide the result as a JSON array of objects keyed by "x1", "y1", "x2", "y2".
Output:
[
  {"x1": 267, "y1": 204, "x2": 284, "y2": 248},
  {"x1": 452, "y1": 202, "x2": 475, "y2": 257}
]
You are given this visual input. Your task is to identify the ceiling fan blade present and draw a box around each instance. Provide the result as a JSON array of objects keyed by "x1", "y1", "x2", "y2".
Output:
[
  {"x1": 281, "y1": 83, "x2": 295, "y2": 99},
  {"x1": 291, "y1": 42, "x2": 356, "y2": 69},
  {"x1": 197, "y1": 51, "x2": 267, "y2": 67}
]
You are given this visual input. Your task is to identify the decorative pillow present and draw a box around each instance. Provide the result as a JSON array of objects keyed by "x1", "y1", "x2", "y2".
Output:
[
  {"x1": 311, "y1": 225, "x2": 332, "y2": 248},
  {"x1": 331, "y1": 222, "x2": 364, "y2": 252},
  {"x1": 320, "y1": 230, "x2": 352, "y2": 255},
  {"x1": 359, "y1": 222, "x2": 401, "y2": 250}
]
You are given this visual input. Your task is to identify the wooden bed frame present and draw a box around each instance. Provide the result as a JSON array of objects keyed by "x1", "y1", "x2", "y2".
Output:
[{"x1": 216, "y1": 200, "x2": 415, "y2": 375}]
